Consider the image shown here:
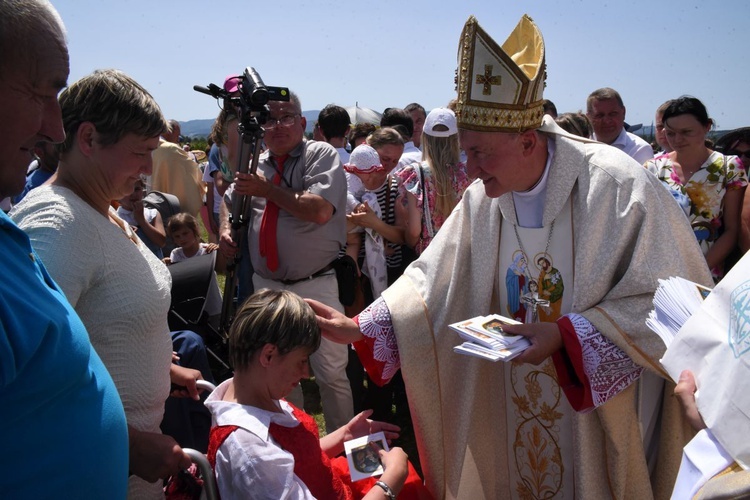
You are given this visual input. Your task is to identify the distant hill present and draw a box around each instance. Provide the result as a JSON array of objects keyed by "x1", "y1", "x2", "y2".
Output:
[
  {"x1": 180, "y1": 110, "x2": 321, "y2": 138},
  {"x1": 180, "y1": 119, "x2": 215, "y2": 138}
]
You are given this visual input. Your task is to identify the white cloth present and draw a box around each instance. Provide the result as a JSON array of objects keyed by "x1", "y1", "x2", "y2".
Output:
[
  {"x1": 205, "y1": 380, "x2": 316, "y2": 500},
  {"x1": 598, "y1": 127, "x2": 654, "y2": 165},
  {"x1": 11, "y1": 185, "x2": 173, "y2": 500},
  {"x1": 116, "y1": 205, "x2": 159, "y2": 228},
  {"x1": 661, "y1": 251, "x2": 750, "y2": 469},
  {"x1": 336, "y1": 147, "x2": 350, "y2": 165},
  {"x1": 346, "y1": 172, "x2": 366, "y2": 214},
  {"x1": 511, "y1": 139, "x2": 555, "y2": 228},
  {"x1": 394, "y1": 141, "x2": 422, "y2": 173},
  {"x1": 672, "y1": 429, "x2": 734, "y2": 500},
  {"x1": 361, "y1": 190, "x2": 388, "y2": 297}
]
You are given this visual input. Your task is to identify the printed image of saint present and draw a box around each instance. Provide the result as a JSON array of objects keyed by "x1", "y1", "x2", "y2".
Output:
[
  {"x1": 505, "y1": 251, "x2": 530, "y2": 322},
  {"x1": 535, "y1": 254, "x2": 564, "y2": 322}
]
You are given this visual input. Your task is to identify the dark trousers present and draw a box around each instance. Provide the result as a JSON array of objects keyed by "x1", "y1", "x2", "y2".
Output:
[{"x1": 161, "y1": 330, "x2": 215, "y2": 453}]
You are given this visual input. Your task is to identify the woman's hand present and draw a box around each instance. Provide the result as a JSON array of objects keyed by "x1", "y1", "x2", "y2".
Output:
[
  {"x1": 347, "y1": 202, "x2": 380, "y2": 229},
  {"x1": 305, "y1": 298, "x2": 364, "y2": 344},
  {"x1": 128, "y1": 426, "x2": 192, "y2": 482},
  {"x1": 169, "y1": 364, "x2": 204, "y2": 400},
  {"x1": 343, "y1": 409, "x2": 401, "y2": 443}
]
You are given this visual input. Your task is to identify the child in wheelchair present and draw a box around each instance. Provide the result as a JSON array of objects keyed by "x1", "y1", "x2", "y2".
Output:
[{"x1": 204, "y1": 289, "x2": 429, "y2": 499}]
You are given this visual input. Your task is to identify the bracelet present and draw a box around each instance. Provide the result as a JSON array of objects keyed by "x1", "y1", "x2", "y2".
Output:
[{"x1": 375, "y1": 480, "x2": 396, "y2": 499}]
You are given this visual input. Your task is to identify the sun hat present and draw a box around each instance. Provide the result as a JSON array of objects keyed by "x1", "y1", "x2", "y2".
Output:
[
  {"x1": 343, "y1": 144, "x2": 385, "y2": 174},
  {"x1": 423, "y1": 107, "x2": 458, "y2": 137}
]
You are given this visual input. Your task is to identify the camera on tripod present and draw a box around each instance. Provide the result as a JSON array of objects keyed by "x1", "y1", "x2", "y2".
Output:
[
  {"x1": 193, "y1": 67, "x2": 290, "y2": 335},
  {"x1": 194, "y1": 66, "x2": 289, "y2": 128}
]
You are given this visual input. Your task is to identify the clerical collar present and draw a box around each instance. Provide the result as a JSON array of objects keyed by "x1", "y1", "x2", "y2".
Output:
[{"x1": 512, "y1": 138, "x2": 556, "y2": 228}]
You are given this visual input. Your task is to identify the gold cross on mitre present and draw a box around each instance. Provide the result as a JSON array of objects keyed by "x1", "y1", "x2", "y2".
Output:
[{"x1": 475, "y1": 64, "x2": 502, "y2": 95}]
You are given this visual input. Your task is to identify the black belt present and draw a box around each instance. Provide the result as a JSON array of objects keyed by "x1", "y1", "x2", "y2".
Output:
[{"x1": 277, "y1": 263, "x2": 335, "y2": 285}]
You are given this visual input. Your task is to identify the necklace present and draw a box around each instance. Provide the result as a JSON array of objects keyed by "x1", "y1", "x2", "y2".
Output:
[{"x1": 512, "y1": 219, "x2": 555, "y2": 263}]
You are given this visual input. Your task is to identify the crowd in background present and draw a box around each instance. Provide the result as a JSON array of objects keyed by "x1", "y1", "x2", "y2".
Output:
[{"x1": 4, "y1": 0, "x2": 750, "y2": 498}]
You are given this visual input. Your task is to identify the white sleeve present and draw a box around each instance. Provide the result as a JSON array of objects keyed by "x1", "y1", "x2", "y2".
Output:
[
  {"x1": 214, "y1": 429, "x2": 316, "y2": 500},
  {"x1": 169, "y1": 248, "x2": 183, "y2": 263}
]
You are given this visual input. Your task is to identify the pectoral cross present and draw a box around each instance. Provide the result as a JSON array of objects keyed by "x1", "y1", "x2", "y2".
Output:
[
  {"x1": 475, "y1": 64, "x2": 502, "y2": 95},
  {"x1": 521, "y1": 294, "x2": 550, "y2": 324}
]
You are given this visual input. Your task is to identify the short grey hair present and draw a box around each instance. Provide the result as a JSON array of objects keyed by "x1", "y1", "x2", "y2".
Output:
[
  {"x1": 288, "y1": 91, "x2": 302, "y2": 115},
  {"x1": 0, "y1": 0, "x2": 66, "y2": 76},
  {"x1": 58, "y1": 69, "x2": 167, "y2": 154}
]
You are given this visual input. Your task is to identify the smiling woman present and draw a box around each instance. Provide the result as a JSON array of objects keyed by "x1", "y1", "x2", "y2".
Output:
[
  {"x1": 645, "y1": 96, "x2": 748, "y2": 281},
  {"x1": 10, "y1": 69, "x2": 204, "y2": 500}
]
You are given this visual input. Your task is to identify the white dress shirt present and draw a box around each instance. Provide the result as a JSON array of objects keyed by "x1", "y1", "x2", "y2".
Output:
[
  {"x1": 205, "y1": 380, "x2": 317, "y2": 500},
  {"x1": 599, "y1": 128, "x2": 654, "y2": 165}
]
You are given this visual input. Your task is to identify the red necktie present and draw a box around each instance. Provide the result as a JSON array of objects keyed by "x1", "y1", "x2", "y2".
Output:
[{"x1": 259, "y1": 155, "x2": 287, "y2": 272}]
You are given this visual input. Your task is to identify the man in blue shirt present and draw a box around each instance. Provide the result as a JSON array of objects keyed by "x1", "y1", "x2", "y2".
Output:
[{"x1": 0, "y1": 1, "x2": 129, "y2": 497}]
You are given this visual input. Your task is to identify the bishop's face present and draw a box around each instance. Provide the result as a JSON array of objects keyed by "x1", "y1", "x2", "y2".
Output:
[{"x1": 459, "y1": 128, "x2": 543, "y2": 198}]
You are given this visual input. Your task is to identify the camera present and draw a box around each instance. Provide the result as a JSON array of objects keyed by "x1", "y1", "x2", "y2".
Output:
[{"x1": 234, "y1": 67, "x2": 289, "y2": 112}]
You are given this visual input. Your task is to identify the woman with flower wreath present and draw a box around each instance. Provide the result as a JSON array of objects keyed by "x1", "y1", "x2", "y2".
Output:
[{"x1": 645, "y1": 96, "x2": 747, "y2": 280}]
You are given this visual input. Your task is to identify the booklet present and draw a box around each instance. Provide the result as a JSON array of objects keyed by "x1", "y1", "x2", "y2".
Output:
[
  {"x1": 344, "y1": 431, "x2": 389, "y2": 482},
  {"x1": 453, "y1": 341, "x2": 528, "y2": 362},
  {"x1": 645, "y1": 276, "x2": 712, "y2": 348},
  {"x1": 450, "y1": 314, "x2": 530, "y2": 362}
]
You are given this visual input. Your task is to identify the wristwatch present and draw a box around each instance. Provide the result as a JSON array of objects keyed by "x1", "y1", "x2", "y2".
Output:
[{"x1": 375, "y1": 480, "x2": 396, "y2": 499}]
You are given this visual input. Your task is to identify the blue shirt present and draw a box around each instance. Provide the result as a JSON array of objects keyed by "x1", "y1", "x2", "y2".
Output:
[
  {"x1": 0, "y1": 210, "x2": 129, "y2": 498},
  {"x1": 13, "y1": 163, "x2": 54, "y2": 204}
]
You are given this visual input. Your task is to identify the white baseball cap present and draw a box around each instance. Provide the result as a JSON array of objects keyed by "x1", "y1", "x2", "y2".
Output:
[{"x1": 423, "y1": 107, "x2": 458, "y2": 137}]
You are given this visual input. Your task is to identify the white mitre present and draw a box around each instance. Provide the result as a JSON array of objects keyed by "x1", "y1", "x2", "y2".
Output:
[{"x1": 455, "y1": 15, "x2": 547, "y2": 133}]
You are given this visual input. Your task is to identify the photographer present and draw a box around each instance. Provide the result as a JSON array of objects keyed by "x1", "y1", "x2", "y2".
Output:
[{"x1": 219, "y1": 91, "x2": 353, "y2": 433}]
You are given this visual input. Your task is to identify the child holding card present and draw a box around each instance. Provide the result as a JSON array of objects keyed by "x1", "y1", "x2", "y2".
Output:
[{"x1": 205, "y1": 289, "x2": 429, "y2": 499}]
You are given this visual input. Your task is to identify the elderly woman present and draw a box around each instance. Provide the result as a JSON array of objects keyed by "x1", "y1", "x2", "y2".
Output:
[
  {"x1": 644, "y1": 96, "x2": 747, "y2": 280},
  {"x1": 11, "y1": 69, "x2": 200, "y2": 499}
]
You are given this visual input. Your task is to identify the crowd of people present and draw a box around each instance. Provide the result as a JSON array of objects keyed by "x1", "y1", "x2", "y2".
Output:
[{"x1": 2, "y1": 1, "x2": 749, "y2": 499}]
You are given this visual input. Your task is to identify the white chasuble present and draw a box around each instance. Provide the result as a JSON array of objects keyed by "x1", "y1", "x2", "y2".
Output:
[{"x1": 496, "y1": 199, "x2": 575, "y2": 499}]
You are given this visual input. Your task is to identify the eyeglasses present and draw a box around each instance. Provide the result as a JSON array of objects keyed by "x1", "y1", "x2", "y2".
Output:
[{"x1": 263, "y1": 114, "x2": 299, "y2": 129}]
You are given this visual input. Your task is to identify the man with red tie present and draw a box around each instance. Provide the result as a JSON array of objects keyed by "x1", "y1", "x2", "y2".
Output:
[{"x1": 219, "y1": 92, "x2": 352, "y2": 433}]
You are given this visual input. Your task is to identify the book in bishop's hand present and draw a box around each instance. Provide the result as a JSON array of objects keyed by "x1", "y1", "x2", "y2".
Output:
[
  {"x1": 450, "y1": 314, "x2": 531, "y2": 362},
  {"x1": 645, "y1": 276, "x2": 712, "y2": 348}
]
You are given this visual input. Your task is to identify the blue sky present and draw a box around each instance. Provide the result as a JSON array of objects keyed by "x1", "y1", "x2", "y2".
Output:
[{"x1": 55, "y1": 0, "x2": 747, "y2": 129}]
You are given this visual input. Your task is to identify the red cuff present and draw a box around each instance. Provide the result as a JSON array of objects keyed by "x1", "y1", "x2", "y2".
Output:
[
  {"x1": 552, "y1": 316, "x2": 594, "y2": 412},
  {"x1": 352, "y1": 315, "x2": 391, "y2": 387}
]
